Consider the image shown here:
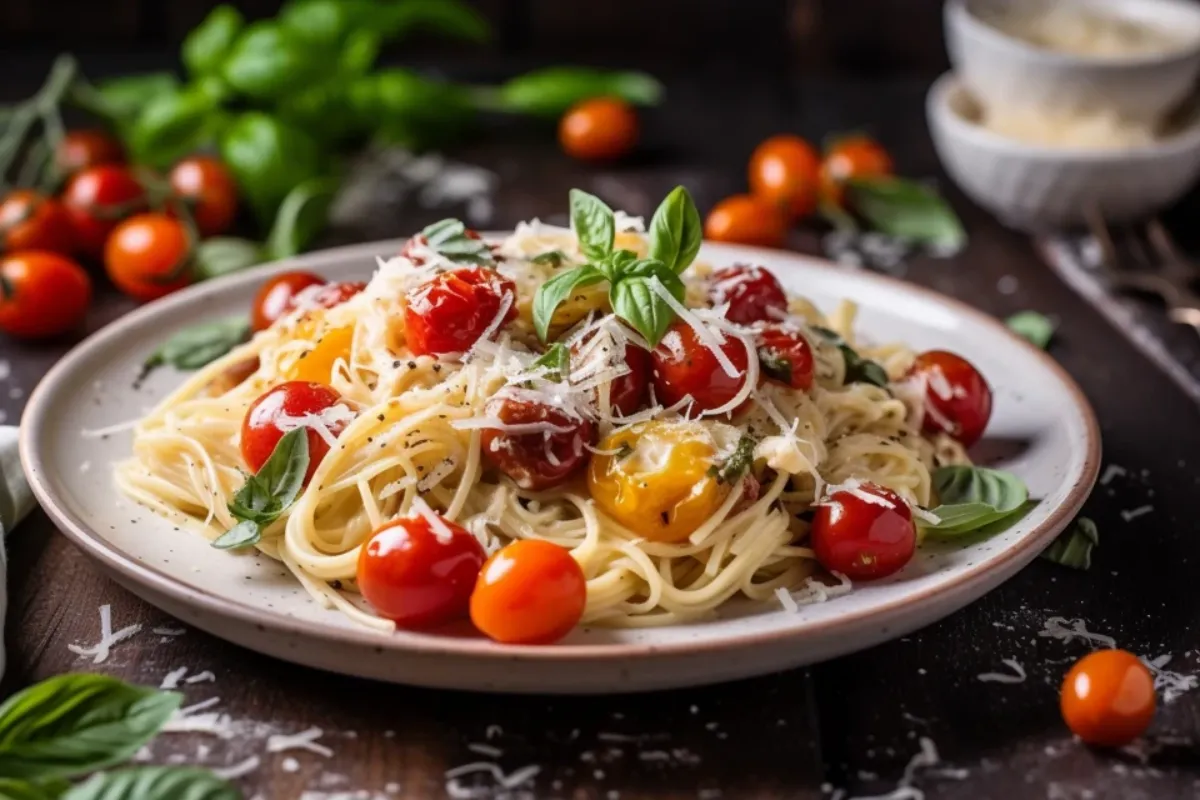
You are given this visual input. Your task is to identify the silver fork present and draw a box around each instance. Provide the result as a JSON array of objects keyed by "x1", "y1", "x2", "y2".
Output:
[{"x1": 1085, "y1": 207, "x2": 1200, "y2": 330}]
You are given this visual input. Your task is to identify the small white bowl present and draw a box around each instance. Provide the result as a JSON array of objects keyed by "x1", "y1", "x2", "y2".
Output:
[
  {"x1": 945, "y1": 0, "x2": 1200, "y2": 123},
  {"x1": 927, "y1": 73, "x2": 1200, "y2": 229}
]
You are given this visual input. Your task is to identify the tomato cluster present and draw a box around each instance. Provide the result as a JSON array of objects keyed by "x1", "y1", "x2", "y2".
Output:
[{"x1": 0, "y1": 129, "x2": 241, "y2": 341}]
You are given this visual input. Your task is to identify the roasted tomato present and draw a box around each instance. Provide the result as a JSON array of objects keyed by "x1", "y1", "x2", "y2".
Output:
[
  {"x1": 169, "y1": 155, "x2": 238, "y2": 237},
  {"x1": 62, "y1": 165, "x2": 147, "y2": 259},
  {"x1": 479, "y1": 391, "x2": 594, "y2": 490},
  {"x1": 0, "y1": 190, "x2": 75, "y2": 256},
  {"x1": 570, "y1": 328, "x2": 651, "y2": 417},
  {"x1": 810, "y1": 482, "x2": 915, "y2": 580},
  {"x1": 286, "y1": 325, "x2": 354, "y2": 385},
  {"x1": 820, "y1": 135, "x2": 894, "y2": 206},
  {"x1": 55, "y1": 129, "x2": 124, "y2": 176},
  {"x1": 757, "y1": 326, "x2": 814, "y2": 391},
  {"x1": 241, "y1": 381, "x2": 349, "y2": 484},
  {"x1": 704, "y1": 195, "x2": 787, "y2": 248},
  {"x1": 559, "y1": 97, "x2": 639, "y2": 162},
  {"x1": 0, "y1": 251, "x2": 91, "y2": 339},
  {"x1": 588, "y1": 421, "x2": 740, "y2": 543},
  {"x1": 748, "y1": 134, "x2": 821, "y2": 221},
  {"x1": 1061, "y1": 649, "x2": 1156, "y2": 748},
  {"x1": 403, "y1": 267, "x2": 517, "y2": 356},
  {"x1": 907, "y1": 350, "x2": 992, "y2": 447},
  {"x1": 357, "y1": 512, "x2": 486, "y2": 629},
  {"x1": 251, "y1": 271, "x2": 326, "y2": 332},
  {"x1": 708, "y1": 264, "x2": 787, "y2": 325},
  {"x1": 651, "y1": 320, "x2": 751, "y2": 417},
  {"x1": 104, "y1": 213, "x2": 192, "y2": 302},
  {"x1": 470, "y1": 539, "x2": 587, "y2": 644}
]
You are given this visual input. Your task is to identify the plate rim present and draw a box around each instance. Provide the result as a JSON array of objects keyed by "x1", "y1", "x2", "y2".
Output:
[{"x1": 20, "y1": 237, "x2": 1102, "y2": 662}]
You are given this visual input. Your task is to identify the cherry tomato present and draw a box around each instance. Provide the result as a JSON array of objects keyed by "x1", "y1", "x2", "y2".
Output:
[
  {"x1": 709, "y1": 264, "x2": 787, "y2": 325},
  {"x1": 1061, "y1": 649, "x2": 1156, "y2": 747},
  {"x1": 0, "y1": 251, "x2": 91, "y2": 339},
  {"x1": 470, "y1": 539, "x2": 587, "y2": 644},
  {"x1": 651, "y1": 320, "x2": 750, "y2": 417},
  {"x1": 298, "y1": 281, "x2": 367, "y2": 313},
  {"x1": 907, "y1": 350, "x2": 993, "y2": 447},
  {"x1": 571, "y1": 331, "x2": 650, "y2": 417},
  {"x1": 62, "y1": 165, "x2": 147, "y2": 259},
  {"x1": 704, "y1": 194, "x2": 787, "y2": 248},
  {"x1": 758, "y1": 326, "x2": 814, "y2": 391},
  {"x1": 810, "y1": 482, "x2": 915, "y2": 580},
  {"x1": 820, "y1": 135, "x2": 894, "y2": 206},
  {"x1": 0, "y1": 190, "x2": 75, "y2": 256},
  {"x1": 104, "y1": 213, "x2": 192, "y2": 302},
  {"x1": 559, "y1": 97, "x2": 639, "y2": 162},
  {"x1": 480, "y1": 392, "x2": 595, "y2": 491},
  {"x1": 357, "y1": 514, "x2": 486, "y2": 629},
  {"x1": 169, "y1": 156, "x2": 239, "y2": 237},
  {"x1": 241, "y1": 381, "x2": 348, "y2": 484},
  {"x1": 403, "y1": 267, "x2": 517, "y2": 356},
  {"x1": 287, "y1": 325, "x2": 354, "y2": 385},
  {"x1": 251, "y1": 271, "x2": 326, "y2": 332},
  {"x1": 55, "y1": 129, "x2": 124, "y2": 176},
  {"x1": 749, "y1": 134, "x2": 821, "y2": 221}
]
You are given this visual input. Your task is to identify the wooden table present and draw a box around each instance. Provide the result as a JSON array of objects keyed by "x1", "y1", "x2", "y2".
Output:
[{"x1": 5, "y1": 58, "x2": 1200, "y2": 799}]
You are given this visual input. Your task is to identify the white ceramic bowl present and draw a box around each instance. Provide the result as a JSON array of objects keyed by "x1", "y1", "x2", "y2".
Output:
[
  {"x1": 927, "y1": 73, "x2": 1200, "y2": 229},
  {"x1": 945, "y1": 0, "x2": 1200, "y2": 123}
]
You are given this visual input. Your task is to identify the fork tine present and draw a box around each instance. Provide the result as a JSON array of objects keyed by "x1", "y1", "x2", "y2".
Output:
[{"x1": 1084, "y1": 203, "x2": 1122, "y2": 271}]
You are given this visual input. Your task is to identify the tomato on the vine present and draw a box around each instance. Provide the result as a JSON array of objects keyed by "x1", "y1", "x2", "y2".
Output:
[
  {"x1": 651, "y1": 320, "x2": 751, "y2": 417},
  {"x1": 55, "y1": 130, "x2": 124, "y2": 176},
  {"x1": 251, "y1": 271, "x2": 326, "y2": 332},
  {"x1": 0, "y1": 251, "x2": 91, "y2": 339},
  {"x1": 470, "y1": 539, "x2": 587, "y2": 644},
  {"x1": 810, "y1": 482, "x2": 915, "y2": 580},
  {"x1": 403, "y1": 267, "x2": 517, "y2": 356},
  {"x1": 479, "y1": 392, "x2": 594, "y2": 490},
  {"x1": 169, "y1": 156, "x2": 239, "y2": 237},
  {"x1": 357, "y1": 513, "x2": 486, "y2": 629},
  {"x1": 241, "y1": 381, "x2": 348, "y2": 485},
  {"x1": 906, "y1": 350, "x2": 992, "y2": 447},
  {"x1": 749, "y1": 134, "x2": 821, "y2": 221},
  {"x1": 704, "y1": 195, "x2": 787, "y2": 248},
  {"x1": 708, "y1": 264, "x2": 787, "y2": 325},
  {"x1": 820, "y1": 135, "x2": 894, "y2": 206},
  {"x1": 559, "y1": 97, "x2": 639, "y2": 162},
  {"x1": 63, "y1": 165, "x2": 146, "y2": 259},
  {"x1": 0, "y1": 190, "x2": 76, "y2": 256},
  {"x1": 1061, "y1": 649, "x2": 1156, "y2": 747},
  {"x1": 104, "y1": 213, "x2": 192, "y2": 302},
  {"x1": 757, "y1": 326, "x2": 815, "y2": 391}
]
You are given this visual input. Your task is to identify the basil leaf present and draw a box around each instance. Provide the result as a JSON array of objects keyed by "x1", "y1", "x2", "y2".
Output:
[
  {"x1": 183, "y1": 5, "x2": 244, "y2": 77},
  {"x1": 609, "y1": 267, "x2": 682, "y2": 348},
  {"x1": 127, "y1": 87, "x2": 220, "y2": 168},
  {"x1": 811, "y1": 326, "x2": 889, "y2": 387},
  {"x1": 532, "y1": 265, "x2": 607, "y2": 342},
  {"x1": 598, "y1": 249, "x2": 637, "y2": 282},
  {"x1": 846, "y1": 177, "x2": 965, "y2": 251},
  {"x1": 63, "y1": 767, "x2": 240, "y2": 800},
  {"x1": 0, "y1": 779, "x2": 69, "y2": 800},
  {"x1": 933, "y1": 465, "x2": 1028, "y2": 516},
  {"x1": 570, "y1": 189, "x2": 615, "y2": 261},
  {"x1": 758, "y1": 347, "x2": 792, "y2": 384},
  {"x1": 919, "y1": 502, "x2": 1006, "y2": 534},
  {"x1": 279, "y1": 0, "x2": 367, "y2": 45},
  {"x1": 84, "y1": 73, "x2": 180, "y2": 124},
  {"x1": 418, "y1": 218, "x2": 492, "y2": 264},
  {"x1": 211, "y1": 519, "x2": 262, "y2": 551},
  {"x1": 147, "y1": 317, "x2": 250, "y2": 371},
  {"x1": 266, "y1": 177, "x2": 338, "y2": 259},
  {"x1": 708, "y1": 435, "x2": 757, "y2": 484},
  {"x1": 352, "y1": 69, "x2": 474, "y2": 130},
  {"x1": 492, "y1": 68, "x2": 663, "y2": 117},
  {"x1": 244, "y1": 428, "x2": 309, "y2": 511},
  {"x1": 530, "y1": 343, "x2": 571, "y2": 383},
  {"x1": 380, "y1": 0, "x2": 491, "y2": 42},
  {"x1": 648, "y1": 186, "x2": 702, "y2": 274},
  {"x1": 220, "y1": 112, "x2": 323, "y2": 223},
  {"x1": 1006, "y1": 311, "x2": 1055, "y2": 350},
  {"x1": 221, "y1": 22, "x2": 323, "y2": 101},
  {"x1": 0, "y1": 675, "x2": 181, "y2": 780},
  {"x1": 194, "y1": 238, "x2": 263, "y2": 281},
  {"x1": 339, "y1": 30, "x2": 381, "y2": 76},
  {"x1": 530, "y1": 250, "x2": 569, "y2": 267},
  {"x1": 1041, "y1": 516, "x2": 1097, "y2": 570}
]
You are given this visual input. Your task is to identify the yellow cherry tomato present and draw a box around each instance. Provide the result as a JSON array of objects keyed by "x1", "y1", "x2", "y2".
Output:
[
  {"x1": 287, "y1": 325, "x2": 353, "y2": 384},
  {"x1": 588, "y1": 421, "x2": 729, "y2": 543}
]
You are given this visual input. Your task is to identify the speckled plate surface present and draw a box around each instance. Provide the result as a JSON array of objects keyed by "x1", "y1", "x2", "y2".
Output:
[{"x1": 20, "y1": 239, "x2": 1100, "y2": 694}]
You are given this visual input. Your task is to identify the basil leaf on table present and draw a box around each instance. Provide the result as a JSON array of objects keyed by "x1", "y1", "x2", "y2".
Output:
[
  {"x1": 194, "y1": 238, "x2": 263, "y2": 281},
  {"x1": 810, "y1": 326, "x2": 889, "y2": 388},
  {"x1": 182, "y1": 4, "x2": 244, "y2": 78},
  {"x1": 217, "y1": 427, "x2": 311, "y2": 549},
  {"x1": 146, "y1": 317, "x2": 250, "y2": 371},
  {"x1": 1041, "y1": 517, "x2": 1098, "y2": 570},
  {"x1": 221, "y1": 22, "x2": 324, "y2": 101},
  {"x1": 220, "y1": 112, "x2": 323, "y2": 223},
  {"x1": 63, "y1": 767, "x2": 241, "y2": 800},
  {"x1": 533, "y1": 265, "x2": 608, "y2": 342},
  {"x1": 379, "y1": 0, "x2": 491, "y2": 43},
  {"x1": 0, "y1": 675, "x2": 181, "y2": 780},
  {"x1": 266, "y1": 177, "x2": 339, "y2": 260},
  {"x1": 648, "y1": 185, "x2": 702, "y2": 274},
  {"x1": 491, "y1": 67, "x2": 663, "y2": 117},
  {"x1": 530, "y1": 343, "x2": 571, "y2": 383},
  {"x1": 1006, "y1": 311, "x2": 1055, "y2": 350},
  {"x1": 846, "y1": 177, "x2": 966, "y2": 251},
  {"x1": 570, "y1": 189, "x2": 615, "y2": 261}
]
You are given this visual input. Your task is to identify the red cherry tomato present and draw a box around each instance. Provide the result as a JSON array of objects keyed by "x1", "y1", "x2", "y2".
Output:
[
  {"x1": 169, "y1": 156, "x2": 239, "y2": 237},
  {"x1": 709, "y1": 264, "x2": 787, "y2": 325},
  {"x1": 241, "y1": 381, "x2": 348, "y2": 485},
  {"x1": 297, "y1": 281, "x2": 366, "y2": 314},
  {"x1": 907, "y1": 350, "x2": 993, "y2": 447},
  {"x1": 651, "y1": 320, "x2": 751, "y2": 417},
  {"x1": 0, "y1": 251, "x2": 91, "y2": 339},
  {"x1": 62, "y1": 165, "x2": 147, "y2": 259},
  {"x1": 820, "y1": 135, "x2": 894, "y2": 207},
  {"x1": 559, "y1": 97, "x2": 639, "y2": 162},
  {"x1": 403, "y1": 267, "x2": 517, "y2": 356},
  {"x1": 704, "y1": 195, "x2": 787, "y2": 249},
  {"x1": 571, "y1": 330, "x2": 651, "y2": 417},
  {"x1": 810, "y1": 482, "x2": 915, "y2": 580},
  {"x1": 0, "y1": 190, "x2": 76, "y2": 256},
  {"x1": 1061, "y1": 649, "x2": 1156, "y2": 747},
  {"x1": 104, "y1": 213, "x2": 192, "y2": 302},
  {"x1": 251, "y1": 271, "x2": 326, "y2": 332},
  {"x1": 479, "y1": 392, "x2": 595, "y2": 491},
  {"x1": 757, "y1": 326, "x2": 814, "y2": 390},
  {"x1": 470, "y1": 539, "x2": 587, "y2": 644},
  {"x1": 55, "y1": 130, "x2": 124, "y2": 176},
  {"x1": 357, "y1": 514, "x2": 486, "y2": 629},
  {"x1": 748, "y1": 134, "x2": 821, "y2": 221}
]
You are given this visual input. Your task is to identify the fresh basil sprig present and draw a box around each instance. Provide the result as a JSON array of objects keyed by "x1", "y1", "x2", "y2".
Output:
[
  {"x1": 810, "y1": 326, "x2": 889, "y2": 388},
  {"x1": 920, "y1": 465, "x2": 1031, "y2": 536},
  {"x1": 1041, "y1": 516, "x2": 1097, "y2": 570},
  {"x1": 533, "y1": 187, "x2": 701, "y2": 346},
  {"x1": 215, "y1": 427, "x2": 310, "y2": 549},
  {"x1": 145, "y1": 317, "x2": 250, "y2": 372},
  {"x1": 421, "y1": 218, "x2": 494, "y2": 264},
  {"x1": 708, "y1": 435, "x2": 757, "y2": 484},
  {"x1": 62, "y1": 766, "x2": 241, "y2": 800},
  {"x1": 1006, "y1": 311, "x2": 1055, "y2": 350}
]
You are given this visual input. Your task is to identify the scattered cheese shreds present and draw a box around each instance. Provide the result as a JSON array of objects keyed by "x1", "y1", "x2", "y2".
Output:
[
  {"x1": 267, "y1": 726, "x2": 334, "y2": 757},
  {"x1": 976, "y1": 658, "x2": 1026, "y2": 684},
  {"x1": 67, "y1": 604, "x2": 142, "y2": 664}
]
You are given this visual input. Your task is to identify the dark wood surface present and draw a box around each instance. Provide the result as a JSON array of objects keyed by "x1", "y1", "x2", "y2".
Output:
[{"x1": 5, "y1": 57, "x2": 1200, "y2": 799}]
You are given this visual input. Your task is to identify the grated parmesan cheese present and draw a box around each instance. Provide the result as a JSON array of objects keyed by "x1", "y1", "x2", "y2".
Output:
[
  {"x1": 411, "y1": 497, "x2": 455, "y2": 544},
  {"x1": 67, "y1": 604, "x2": 142, "y2": 664}
]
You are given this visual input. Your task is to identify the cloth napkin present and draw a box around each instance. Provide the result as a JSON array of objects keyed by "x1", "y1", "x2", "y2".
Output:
[{"x1": 0, "y1": 426, "x2": 35, "y2": 680}]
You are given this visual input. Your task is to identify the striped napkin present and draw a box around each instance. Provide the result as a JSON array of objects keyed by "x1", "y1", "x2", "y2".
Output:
[{"x1": 0, "y1": 426, "x2": 35, "y2": 680}]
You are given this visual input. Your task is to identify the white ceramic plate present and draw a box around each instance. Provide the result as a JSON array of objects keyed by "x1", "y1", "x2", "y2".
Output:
[{"x1": 20, "y1": 239, "x2": 1100, "y2": 694}]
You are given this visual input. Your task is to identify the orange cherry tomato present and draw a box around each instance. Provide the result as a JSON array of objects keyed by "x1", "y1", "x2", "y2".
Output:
[
  {"x1": 1061, "y1": 649, "x2": 1156, "y2": 747},
  {"x1": 104, "y1": 212, "x2": 192, "y2": 302},
  {"x1": 55, "y1": 129, "x2": 125, "y2": 176},
  {"x1": 470, "y1": 539, "x2": 587, "y2": 645},
  {"x1": 62, "y1": 164, "x2": 147, "y2": 260},
  {"x1": 0, "y1": 251, "x2": 91, "y2": 339},
  {"x1": 820, "y1": 135, "x2": 894, "y2": 206},
  {"x1": 169, "y1": 156, "x2": 239, "y2": 237},
  {"x1": 286, "y1": 325, "x2": 354, "y2": 384},
  {"x1": 0, "y1": 190, "x2": 76, "y2": 256},
  {"x1": 559, "y1": 97, "x2": 639, "y2": 162},
  {"x1": 749, "y1": 134, "x2": 821, "y2": 221},
  {"x1": 251, "y1": 271, "x2": 326, "y2": 332},
  {"x1": 704, "y1": 195, "x2": 787, "y2": 249}
]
